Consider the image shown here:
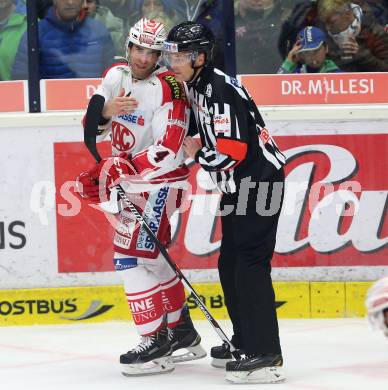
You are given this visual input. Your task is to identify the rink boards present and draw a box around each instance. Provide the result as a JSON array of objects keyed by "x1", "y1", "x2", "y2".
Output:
[
  {"x1": 0, "y1": 282, "x2": 372, "y2": 326},
  {"x1": 0, "y1": 103, "x2": 387, "y2": 327},
  {"x1": 0, "y1": 112, "x2": 387, "y2": 290}
]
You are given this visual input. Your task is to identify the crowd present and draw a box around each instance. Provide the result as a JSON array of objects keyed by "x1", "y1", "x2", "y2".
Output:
[
  {"x1": 1, "y1": 0, "x2": 388, "y2": 81},
  {"x1": 1, "y1": 0, "x2": 223, "y2": 80}
]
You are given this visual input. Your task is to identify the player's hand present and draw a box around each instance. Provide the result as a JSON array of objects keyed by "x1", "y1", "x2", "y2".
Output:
[
  {"x1": 74, "y1": 153, "x2": 138, "y2": 204},
  {"x1": 183, "y1": 136, "x2": 202, "y2": 159},
  {"x1": 75, "y1": 164, "x2": 108, "y2": 203},
  {"x1": 103, "y1": 153, "x2": 138, "y2": 188},
  {"x1": 287, "y1": 42, "x2": 302, "y2": 64},
  {"x1": 102, "y1": 88, "x2": 139, "y2": 118}
]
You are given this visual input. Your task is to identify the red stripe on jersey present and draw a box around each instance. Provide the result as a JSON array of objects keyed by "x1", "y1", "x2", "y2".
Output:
[
  {"x1": 130, "y1": 72, "x2": 188, "y2": 180},
  {"x1": 161, "y1": 275, "x2": 179, "y2": 287},
  {"x1": 217, "y1": 138, "x2": 248, "y2": 161},
  {"x1": 161, "y1": 106, "x2": 187, "y2": 154},
  {"x1": 125, "y1": 284, "x2": 160, "y2": 297}
]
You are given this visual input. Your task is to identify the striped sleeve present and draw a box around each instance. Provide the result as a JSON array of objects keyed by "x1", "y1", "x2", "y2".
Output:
[{"x1": 195, "y1": 82, "x2": 251, "y2": 172}]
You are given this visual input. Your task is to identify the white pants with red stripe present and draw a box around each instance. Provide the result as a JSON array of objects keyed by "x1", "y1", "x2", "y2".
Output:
[{"x1": 114, "y1": 251, "x2": 186, "y2": 336}]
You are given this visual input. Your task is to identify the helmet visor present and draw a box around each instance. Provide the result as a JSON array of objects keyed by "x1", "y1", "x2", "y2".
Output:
[{"x1": 162, "y1": 51, "x2": 198, "y2": 68}]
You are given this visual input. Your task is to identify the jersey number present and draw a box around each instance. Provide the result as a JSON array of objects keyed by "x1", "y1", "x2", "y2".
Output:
[{"x1": 154, "y1": 151, "x2": 169, "y2": 163}]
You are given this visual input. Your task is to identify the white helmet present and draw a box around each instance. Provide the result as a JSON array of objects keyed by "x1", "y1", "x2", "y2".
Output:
[
  {"x1": 365, "y1": 277, "x2": 388, "y2": 337},
  {"x1": 125, "y1": 17, "x2": 167, "y2": 58}
]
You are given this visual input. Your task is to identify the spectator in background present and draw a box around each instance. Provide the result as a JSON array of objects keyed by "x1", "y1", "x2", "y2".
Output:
[
  {"x1": 128, "y1": 0, "x2": 225, "y2": 70},
  {"x1": 278, "y1": 0, "x2": 319, "y2": 60},
  {"x1": 278, "y1": 26, "x2": 341, "y2": 73},
  {"x1": 158, "y1": 0, "x2": 225, "y2": 70},
  {"x1": 318, "y1": 0, "x2": 388, "y2": 71},
  {"x1": 0, "y1": 0, "x2": 26, "y2": 80},
  {"x1": 195, "y1": 0, "x2": 225, "y2": 70},
  {"x1": 15, "y1": 0, "x2": 25, "y2": 13},
  {"x1": 12, "y1": 0, "x2": 115, "y2": 79},
  {"x1": 354, "y1": 1, "x2": 388, "y2": 29},
  {"x1": 235, "y1": 0, "x2": 291, "y2": 74},
  {"x1": 129, "y1": 0, "x2": 178, "y2": 32},
  {"x1": 36, "y1": 0, "x2": 54, "y2": 18},
  {"x1": 83, "y1": 0, "x2": 124, "y2": 55},
  {"x1": 100, "y1": 0, "x2": 134, "y2": 18},
  {"x1": 15, "y1": 0, "x2": 54, "y2": 18},
  {"x1": 166, "y1": 0, "x2": 212, "y2": 21}
]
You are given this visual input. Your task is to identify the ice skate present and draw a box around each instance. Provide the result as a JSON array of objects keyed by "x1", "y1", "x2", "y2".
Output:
[
  {"x1": 120, "y1": 328, "x2": 174, "y2": 376},
  {"x1": 225, "y1": 353, "x2": 285, "y2": 384},
  {"x1": 168, "y1": 305, "x2": 207, "y2": 363},
  {"x1": 210, "y1": 340, "x2": 244, "y2": 368}
]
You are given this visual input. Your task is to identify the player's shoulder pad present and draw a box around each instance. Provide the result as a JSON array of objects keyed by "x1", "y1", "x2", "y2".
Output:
[
  {"x1": 212, "y1": 68, "x2": 248, "y2": 102},
  {"x1": 157, "y1": 70, "x2": 186, "y2": 102},
  {"x1": 101, "y1": 61, "x2": 130, "y2": 79}
]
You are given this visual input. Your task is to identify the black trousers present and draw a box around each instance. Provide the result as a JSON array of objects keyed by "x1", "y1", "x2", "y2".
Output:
[{"x1": 218, "y1": 169, "x2": 284, "y2": 355}]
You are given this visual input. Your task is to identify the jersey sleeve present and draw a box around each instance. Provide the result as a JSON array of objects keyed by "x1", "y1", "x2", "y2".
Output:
[
  {"x1": 82, "y1": 64, "x2": 129, "y2": 138},
  {"x1": 131, "y1": 73, "x2": 189, "y2": 181},
  {"x1": 195, "y1": 76, "x2": 259, "y2": 172}
]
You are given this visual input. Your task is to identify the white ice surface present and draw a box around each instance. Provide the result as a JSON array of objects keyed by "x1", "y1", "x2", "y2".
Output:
[{"x1": 0, "y1": 319, "x2": 387, "y2": 390}]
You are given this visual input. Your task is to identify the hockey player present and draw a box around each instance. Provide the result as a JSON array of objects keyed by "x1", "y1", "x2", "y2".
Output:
[
  {"x1": 366, "y1": 277, "x2": 388, "y2": 338},
  {"x1": 163, "y1": 22, "x2": 286, "y2": 383},
  {"x1": 75, "y1": 18, "x2": 206, "y2": 376}
]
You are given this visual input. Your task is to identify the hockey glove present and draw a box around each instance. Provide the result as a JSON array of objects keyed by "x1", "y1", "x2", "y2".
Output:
[
  {"x1": 75, "y1": 163, "x2": 108, "y2": 203},
  {"x1": 75, "y1": 153, "x2": 137, "y2": 203},
  {"x1": 102, "y1": 152, "x2": 138, "y2": 188}
]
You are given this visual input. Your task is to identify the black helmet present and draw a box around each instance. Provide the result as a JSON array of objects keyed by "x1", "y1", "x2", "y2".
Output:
[{"x1": 164, "y1": 21, "x2": 214, "y2": 64}]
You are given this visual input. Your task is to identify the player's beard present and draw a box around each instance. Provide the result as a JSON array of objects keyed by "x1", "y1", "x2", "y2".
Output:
[{"x1": 131, "y1": 63, "x2": 153, "y2": 80}]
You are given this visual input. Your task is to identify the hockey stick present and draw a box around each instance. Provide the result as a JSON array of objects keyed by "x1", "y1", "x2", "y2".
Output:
[
  {"x1": 82, "y1": 99, "x2": 240, "y2": 359},
  {"x1": 112, "y1": 183, "x2": 241, "y2": 360},
  {"x1": 85, "y1": 158, "x2": 240, "y2": 358}
]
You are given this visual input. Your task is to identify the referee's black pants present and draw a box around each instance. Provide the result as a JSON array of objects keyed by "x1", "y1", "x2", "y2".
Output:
[{"x1": 218, "y1": 169, "x2": 284, "y2": 355}]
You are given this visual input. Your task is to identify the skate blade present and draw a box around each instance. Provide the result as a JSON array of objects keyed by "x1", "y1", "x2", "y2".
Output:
[
  {"x1": 171, "y1": 344, "x2": 207, "y2": 363},
  {"x1": 225, "y1": 366, "x2": 285, "y2": 384},
  {"x1": 121, "y1": 357, "x2": 175, "y2": 377},
  {"x1": 211, "y1": 357, "x2": 232, "y2": 368}
]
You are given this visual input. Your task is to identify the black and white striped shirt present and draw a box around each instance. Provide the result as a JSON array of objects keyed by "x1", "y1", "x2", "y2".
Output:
[{"x1": 188, "y1": 66, "x2": 285, "y2": 194}]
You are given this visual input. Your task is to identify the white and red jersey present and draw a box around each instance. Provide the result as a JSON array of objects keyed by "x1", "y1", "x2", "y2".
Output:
[{"x1": 95, "y1": 63, "x2": 190, "y2": 191}]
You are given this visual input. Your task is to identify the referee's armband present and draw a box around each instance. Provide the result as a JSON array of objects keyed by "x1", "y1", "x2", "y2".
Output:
[{"x1": 216, "y1": 138, "x2": 247, "y2": 161}]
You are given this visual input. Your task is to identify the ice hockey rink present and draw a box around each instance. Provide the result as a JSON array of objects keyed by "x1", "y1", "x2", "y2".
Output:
[{"x1": 1, "y1": 319, "x2": 387, "y2": 390}]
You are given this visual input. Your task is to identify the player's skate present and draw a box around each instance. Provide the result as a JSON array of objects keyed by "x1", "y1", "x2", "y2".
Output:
[
  {"x1": 120, "y1": 328, "x2": 174, "y2": 376},
  {"x1": 168, "y1": 305, "x2": 206, "y2": 363},
  {"x1": 210, "y1": 339, "x2": 244, "y2": 368},
  {"x1": 225, "y1": 353, "x2": 285, "y2": 384}
]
